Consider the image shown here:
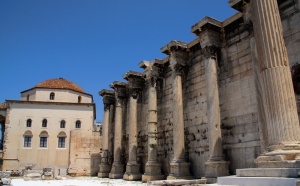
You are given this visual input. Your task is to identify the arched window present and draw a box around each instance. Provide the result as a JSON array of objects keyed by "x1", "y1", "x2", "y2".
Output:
[
  {"x1": 42, "y1": 119, "x2": 47, "y2": 128},
  {"x1": 39, "y1": 131, "x2": 48, "y2": 148},
  {"x1": 60, "y1": 120, "x2": 66, "y2": 128},
  {"x1": 57, "y1": 131, "x2": 67, "y2": 148},
  {"x1": 26, "y1": 119, "x2": 32, "y2": 128},
  {"x1": 75, "y1": 120, "x2": 81, "y2": 129},
  {"x1": 50, "y1": 92, "x2": 55, "y2": 100},
  {"x1": 23, "y1": 130, "x2": 33, "y2": 147},
  {"x1": 78, "y1": 96, "x2": 82, "y2": 103}
]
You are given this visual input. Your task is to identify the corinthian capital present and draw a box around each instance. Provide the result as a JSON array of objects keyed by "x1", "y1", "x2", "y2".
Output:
[
  {"x1": 110, "y1": 81, "x2": 127, "y2": 106},
  {"x1": 161, "y1": 40, "x2": 188, "y2": 76},
  {"x1": 123, "y1": 70, "x2": 144, "y2": 99},
  {"x1": 139, "y1": 59, "x2": 164, "y2": 88},
  {"x1": 99, "y1": 89, "x2": 115, "y2": 111},
  {"x1": 202, "y1": 45, "x2": 218, "y2": 59}
]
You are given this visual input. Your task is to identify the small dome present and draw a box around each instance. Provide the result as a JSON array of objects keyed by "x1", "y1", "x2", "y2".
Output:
[{"x1": 35, "y1": 78, "x2": 85, "y2": 93}]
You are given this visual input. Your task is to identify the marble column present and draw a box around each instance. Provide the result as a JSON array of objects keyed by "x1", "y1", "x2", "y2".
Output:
[
  {"x1": 109, "y1": 81, "x2": 127, "y2": 179},
  {"x1": 140, "y1": 60, "x2": 165, "y2": 182},
  {"x1": 123, "y1": 71, "x2": 143, "y2": 181},
  {"x1": 161, "y1": 41, "x2": 193, "y2": 180},
  {"x1": 191, "y1": 19, "x2": 229, "y2": 181},
  {"x1": 251, "y1": 0, "x2": 300, "y2": 167},
  {"x1": 203, "y1": 46, "x2": 229, "y2": 179},
  {"x1": 98, "y1": 89, "x2": 115, "y2": 178}
]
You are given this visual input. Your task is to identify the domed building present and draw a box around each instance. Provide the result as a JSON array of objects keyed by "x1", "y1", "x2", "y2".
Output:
[{"x1": 1, "y1": 78, "x2": 101, "y2": 177}]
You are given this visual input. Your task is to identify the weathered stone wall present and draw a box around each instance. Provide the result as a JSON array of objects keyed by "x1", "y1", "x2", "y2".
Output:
[
  {"x1": 68, "y1": 130, "x2": 101, "y2": 176},
  {"x1": 220, "y1": 26, "x2": 261, "y2": 174},
  {"x1": 105, "y1": 0, "x2": 300, "y2": 179}
]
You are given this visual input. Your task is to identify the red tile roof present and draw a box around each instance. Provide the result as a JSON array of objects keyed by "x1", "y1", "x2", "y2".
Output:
[{"x1": 35, "y1": 78, "x2": 85, "y2": 93}]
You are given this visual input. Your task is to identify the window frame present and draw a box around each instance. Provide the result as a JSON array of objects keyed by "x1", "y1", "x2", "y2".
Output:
[
  {"x1": 24, "y1": 136, "x2": 32, "y2": 148},
  {"x1": 26, "y1": 119, "x2": 32, "y2": 128},
  {"x1": 60, "y1": 120, "x2": 66, "y2": 128},
  {"x1": 50, "y1": 92, "x2": 55, "y2": 100},
  {"x1": 75, "y1": 120, "x2": 81, "y2": 129},
  {"x1": 58, "y1": 137, "x2": 66, "y2": 148},
  {"x1": 42, "y1": 119, "x2": 47, "y2": 128},
  {"x1": 40, "y1": 137, "x2": 48, "y2": 148}
]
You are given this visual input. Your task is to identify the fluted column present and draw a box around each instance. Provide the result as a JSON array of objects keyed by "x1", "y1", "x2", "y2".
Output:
[
  {"x1": 98, "y1": 89, "x2": 115, "y2": 178},
  {"x1": 140, "y1": 60, "x2": 165, "y2": 182},
  {"x1": 251, "y1": 0, "x2": 300, "y2": 167},
  {"x1": 123, "y1": 71, "x2": 143, "y2": 181},
  {"x1": 161, "y1": 41, "x2": 192, "y2": 180},
  {"x1": 252, "y1": 0, "x2": 300, "y2": 146},
  {"x1": 109, "y1": 81, "x2": 127, "y2": 179},
  {"x1": 203, "y1": 46, "x2": 229, "y2": 179}
]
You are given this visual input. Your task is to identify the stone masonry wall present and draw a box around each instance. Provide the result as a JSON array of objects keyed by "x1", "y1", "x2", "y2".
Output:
[
  {"x1": 68, "y1": 130, "x2": 101, "y2": 176},
  {"x1": 111, "y1": 1, "x2": 300, "y2": 179}
]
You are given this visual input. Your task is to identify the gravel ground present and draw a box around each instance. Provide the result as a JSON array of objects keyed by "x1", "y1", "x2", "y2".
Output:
[{"x1": 11, "y1": 177, "x2": 147, "y2": 186}]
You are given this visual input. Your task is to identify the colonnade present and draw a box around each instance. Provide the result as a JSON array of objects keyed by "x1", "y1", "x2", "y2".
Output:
[{"x1": 97, "y1": 0, "x2": 300, "y2": 181}]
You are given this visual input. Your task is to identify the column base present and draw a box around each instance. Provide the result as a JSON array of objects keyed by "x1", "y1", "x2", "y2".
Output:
[
  {"x1": 123, "y1": 164, "x2": 142, "y2": 181},
  {"x1": 255, "y1": 146, "x2": 300, "y2": 168},
  {"x1": 167, "y1": 161, "x2": 193, "y2": 180},
  {"x1": 205, "y1": 160, "x2": 229, "y2": 180},
  {"x1": 142, "y1": 162, "x2": 165, "y2": 182},
  {"x1": 109, "y1": 163, "x2": 124, "y2": 179},
  {"x1": 98, "y1": 164, "x2": 111, "y2": 178}
]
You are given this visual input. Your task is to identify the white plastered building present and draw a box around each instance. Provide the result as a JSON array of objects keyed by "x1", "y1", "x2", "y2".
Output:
[{"x1": 2, "y1": 78, "x2": 99, "y2": 175}]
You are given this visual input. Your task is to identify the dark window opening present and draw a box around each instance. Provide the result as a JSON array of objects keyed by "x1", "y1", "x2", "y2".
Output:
[
  {"x1": 26, "y1": 119, "x2": 32, "y2": 127},
  {"x1": 40, "y1": 137, "x2": 47, "y2": 148},
  {"x1": 42, "y1": 119, "x2": 47, "y2": 128},
  {"x1": 50, "y1": 92, "x2": 55, "y2": 100},
  {"x1": 60, "y1": 120, "x2": 66, "y2": 128},
  {"x1": 75, "y1": 120, "x2": 81, "y2": 129},
  {"x1": 24, "y1": 136, "x2": 32, "y2": 147}
]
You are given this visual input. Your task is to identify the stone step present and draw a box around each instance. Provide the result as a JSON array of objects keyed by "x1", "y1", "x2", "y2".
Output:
[{"x1": 218, "y1": 175, "x2": 300, "y2": 186}]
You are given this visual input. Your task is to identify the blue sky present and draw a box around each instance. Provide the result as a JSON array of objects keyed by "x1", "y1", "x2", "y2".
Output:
[{"x1": 0, "y1": 1, "x2": 236, "y2": 121}]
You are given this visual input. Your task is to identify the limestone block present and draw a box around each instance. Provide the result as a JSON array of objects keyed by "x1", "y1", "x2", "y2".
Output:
[
  {"x1": 1, "y1": 178, "x2": 11, "y2": 185},
  {"x1": 0, "y1": 171, "x2": 11, "y2": 178}
]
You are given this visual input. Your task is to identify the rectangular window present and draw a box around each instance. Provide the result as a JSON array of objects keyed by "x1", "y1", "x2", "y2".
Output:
[
  {"x1": 40, "y1": 137, "x2": 47, "y2": 148},
  {"x1": 58, "y1": 137, "x2": 65, "y2": 148},
  {"x1": 24, "y1": 136, "x2": 32, "y2": 147}
]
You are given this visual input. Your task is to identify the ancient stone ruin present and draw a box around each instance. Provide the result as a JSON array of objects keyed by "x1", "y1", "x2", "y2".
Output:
[{"x1": 98, "y1": 0, "x2": 300, "y2": 185}]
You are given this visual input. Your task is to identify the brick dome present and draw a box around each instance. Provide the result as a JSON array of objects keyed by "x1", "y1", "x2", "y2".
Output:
[{"x1": 35, "y1": 78, "x2": 85, "y2": 93}]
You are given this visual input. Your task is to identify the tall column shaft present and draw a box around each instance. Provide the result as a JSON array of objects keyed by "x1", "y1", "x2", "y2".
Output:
[
  {"x1": 148, "y1": 85, "x2": 158, "y2": 162},
  {"x1": 98, "y1": 90, "x2": 114, "y2": 178},
  {"x1": 123, "y1": 85, "x2": 142, "y2": 180},
  {"x1": 102, "y1": 106, "x2": 110, "y2": 153},
  {"x1": 172, "y1": 73, "x2": 185, "y2": 162},
  {"x1": 142, "y1": 75, "x2": 164, "y2": 182},
  {"x1": 203, "y1": 47, "x2": 229, "y2": 181},
  {"x1": 128, "y1": 95, "x2": 138, "y2": 164},
  {"x1": 252, "y1": 0, "x2": 300, "y2": 147},
  {"x1": 113, "y1": 101, "x2": 122, "y2": 164},
  {"x1": 205, "y1": 56, "x2": 223, "y2": 161},
  {"x1": 109, "y1": 98, "x2": 124, "y2": 179}
]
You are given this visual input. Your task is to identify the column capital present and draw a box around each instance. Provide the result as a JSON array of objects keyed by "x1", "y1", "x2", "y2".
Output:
[
  {"x1": 99, "y1": 89, "x2": 115, "y2": 110},
  {"x1": 202, "y1": 45, "x2": 219, "y2": 59},
  {"x1": 139, "y1": 59, "x2": 164, "y2": 88},
  {"x1": 161, "y1": 40, "x2": 188, "y2": 75},
  {"x1": 229, "y1": 0, "x2": 250, "y2": 12},
  {"x1": 110, "y1": 81, "x2": 127, "y2": 106},
  {"x1": 123, "y1": 70, "x2": 144, "y2": 99}
]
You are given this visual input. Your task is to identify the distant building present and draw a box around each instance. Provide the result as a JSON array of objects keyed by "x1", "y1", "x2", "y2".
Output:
[{"x1": 1, "y1": 78, "x2": 101, "y2": 176}]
